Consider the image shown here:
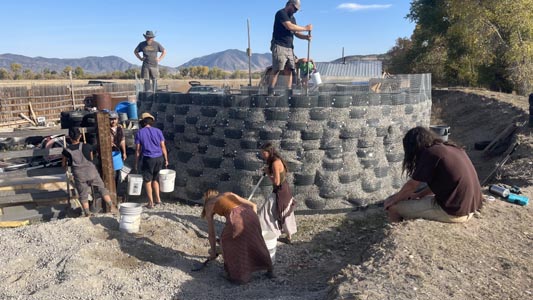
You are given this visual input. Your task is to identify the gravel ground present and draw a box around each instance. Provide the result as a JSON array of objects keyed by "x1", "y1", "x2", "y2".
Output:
[{"x1": 0, "y1": 88, "x2": 531, "y2": 300}]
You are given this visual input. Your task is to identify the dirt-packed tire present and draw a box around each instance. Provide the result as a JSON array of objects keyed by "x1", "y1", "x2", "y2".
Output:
[
  {"x1": 338, "y1": 172, "x2": 358, "y2": 184},
  {"x1": 301, "y1": 129, "x2": 323, "y2": 140},
  {"x1": 304, "y1": 197, "x2": 326, "y2": 210},
  {"x1": 259, "y1": 129, "x2": 282, "y2": 140},
  {"x1": 234, "y1": 157, "x2": 263, "y2": 171},
  {"x1": 209, "y1": 137, "x2": 226, "y2": 148},
  {"x1": 186, "y1": 116, "x2": 198, "y2": 125},
  {"x1": 240, "y1": 139, "x2": 259, "y2": 150},
  {"x1": 322, "y1": 158, "x2": 344, "y2": 171},
  {"x1": 203, "y1": 157, "x2": 223, "y2": 169},
  {"x1": 331, "y1": 95, "x2": 353, "y2": 108},
  {"x1": 294, "y1": 173, "x2": 316, "y2": 186},
  {"x1": 289, "y1": 95, "x2": 318, "y2": 108},
  {"x1": 177, "y1": 151, "x2": 194, "y2": 163},
  {"x1": 309, "y1": 108, "x2": 330, "y2": 121},
  {"x1": 174, "y1": 124, "x2": 185, "y2": 133},
  {"x1": 224, "y1": 128, "x2": 243, "y2": 140},
  {"x1": 175, "y1": 106, "x2": 190, "y2": 115},
  {"x1": 264, "y1": 108, "x2": 290, "y2": 121},
  {"x1": 201, "y1": 107, "x2": 218, "y2": 117}
]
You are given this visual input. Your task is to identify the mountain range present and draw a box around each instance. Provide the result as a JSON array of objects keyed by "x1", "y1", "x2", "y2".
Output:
[{"x1": 0, "y1": 50, "x2": 384, "y2": 74}]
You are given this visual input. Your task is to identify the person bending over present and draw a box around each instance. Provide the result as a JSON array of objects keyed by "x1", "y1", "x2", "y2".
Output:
[{"x1": 201, "y1": 189, "x2": 274, "y2": 284}]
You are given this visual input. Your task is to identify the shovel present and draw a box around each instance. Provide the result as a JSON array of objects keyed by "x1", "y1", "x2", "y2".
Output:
[
  {"x1": 248, "y1": 174, "x2": 266, "y2": 201},
  {"x1": 191, "y1": 254, "x2": 218, "y2": 272}
]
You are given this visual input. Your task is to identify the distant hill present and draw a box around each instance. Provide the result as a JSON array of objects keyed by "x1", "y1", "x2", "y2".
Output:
[
  {"x1": 0, "y1": 53, "x2": 141, "y2": 74},
  {"x1": 178, "y1": 49, "x2": 272, "y2": 72}
]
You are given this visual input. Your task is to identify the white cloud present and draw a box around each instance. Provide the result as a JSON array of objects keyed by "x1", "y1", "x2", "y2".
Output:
[{"x1": 337, "y1": 3, "x2": 392, "y2": 11}]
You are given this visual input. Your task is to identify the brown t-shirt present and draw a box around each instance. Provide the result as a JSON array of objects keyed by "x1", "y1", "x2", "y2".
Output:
[{"x1": 412, "y1": 143, "x2": 483, "y2": 216}]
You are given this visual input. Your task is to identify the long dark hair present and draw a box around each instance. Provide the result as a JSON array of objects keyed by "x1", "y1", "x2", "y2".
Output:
[
  {"x1": 261, "y1": 142, "x2": 288, "y2": 174},
  {"x1": 402, "y1": 126, "x2": 458, "y2": 176}
]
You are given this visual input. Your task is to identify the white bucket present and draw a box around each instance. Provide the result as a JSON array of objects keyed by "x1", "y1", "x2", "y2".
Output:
[
  {"x1": 262, "y1": 231, "x2": 278, "y2": 261},
  {"x1": 119, "y1": 203, "x2": 143, "y2": 233},
  {"x1": 159, "y1": 169, "x2": 176, "y2": 193},
  {"x1": 311, "y1": 72, "x2": 322, "y2": 86},
  {"x1": 128, "y1": 174, "x2": 143, "y2": 196}
]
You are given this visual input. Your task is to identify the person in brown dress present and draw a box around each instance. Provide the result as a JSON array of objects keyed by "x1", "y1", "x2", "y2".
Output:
[{"x1": 201, "y1": 189, "x2": 274, "y2": 284}]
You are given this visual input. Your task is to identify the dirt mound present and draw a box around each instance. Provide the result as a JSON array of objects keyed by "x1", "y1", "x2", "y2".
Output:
[{"x1": 0, "y1": 88, "x2": 531, "y2": 300}]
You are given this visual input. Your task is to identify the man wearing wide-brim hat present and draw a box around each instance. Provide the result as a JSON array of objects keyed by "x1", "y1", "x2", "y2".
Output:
[{"x1": 134, "y1": 30, "x2": 167, "y2": 92}]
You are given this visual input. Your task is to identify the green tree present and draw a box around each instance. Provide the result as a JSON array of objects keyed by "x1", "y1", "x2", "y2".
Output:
[
  {"x1": 0, "y1": 68, "x2": 11, "y2": 80},
  {"x1": 63, "y1": 66, "x2": 73, "y2": 77},
  {"x1": 74, "y1": 66, "x2": 85, "y2": 78}
]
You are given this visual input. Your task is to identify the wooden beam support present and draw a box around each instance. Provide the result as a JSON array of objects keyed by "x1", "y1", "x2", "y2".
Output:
[
  {"x1": 0, "y1": 148, "x2": 63, "y2": 160},
  {"x1": 95, "y1": 112, "x2": 116, "y2": 209}
]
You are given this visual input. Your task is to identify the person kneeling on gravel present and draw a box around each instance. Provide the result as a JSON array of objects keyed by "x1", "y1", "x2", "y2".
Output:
[
  {"x1": 62, "y1": 129, "x2": 118, "y2": 217},
  {"x1": 384, "y1": 126, "x2": 483, "y2": 223}
]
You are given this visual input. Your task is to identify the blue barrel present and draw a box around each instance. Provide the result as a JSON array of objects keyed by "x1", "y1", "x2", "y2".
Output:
[
  {"x1": 112, "y1": 151, "x2": 124, "y2": 171},
  {"x1": 127, "y1": 102, "x2": 138, "y2": 120}
]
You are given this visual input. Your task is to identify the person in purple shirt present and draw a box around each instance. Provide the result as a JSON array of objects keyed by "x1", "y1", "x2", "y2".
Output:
[{"x1": 134, "y1": 112, "x2": 168, "y2": 208}]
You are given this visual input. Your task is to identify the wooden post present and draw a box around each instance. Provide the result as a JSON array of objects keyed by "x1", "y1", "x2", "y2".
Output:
[
  {"x1": 96, "y1": 112, "x2": 116, "y2": 210},
  {"x1": 69, "y1": 70, "x2": 76, "y2": 110}
]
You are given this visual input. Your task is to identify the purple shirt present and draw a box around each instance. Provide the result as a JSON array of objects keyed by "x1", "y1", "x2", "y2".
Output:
[{"x1": 135, "y1": 126, "x2": 165, "y2": 158}]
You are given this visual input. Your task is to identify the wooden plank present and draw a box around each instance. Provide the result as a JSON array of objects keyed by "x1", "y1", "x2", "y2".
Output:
[
  {"x1": 0, "y1": 166, "x2": 64, "y2": 178},
  {"x1": 0, "y1": 128, "x2": 67, "y2": 138},
  {"x1": 0, "y1": 190, "x2": 70, "y2": 205},
  {"x1": 0, "y1": 147, "x2": 63, "y2": 160},
  {"x1": 483, "y1": 123, "x2": 518, "y2": 157},
  {"x1": 0, "y1": 174, "x2": 66, "y2": 188}
]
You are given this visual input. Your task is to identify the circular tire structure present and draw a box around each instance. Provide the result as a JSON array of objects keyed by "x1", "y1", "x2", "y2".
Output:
[{"x1": 140, "y1": 74, "x2": 431, "y2": 209}]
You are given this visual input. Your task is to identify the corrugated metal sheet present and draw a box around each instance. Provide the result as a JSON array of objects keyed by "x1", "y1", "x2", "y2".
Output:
[{"x1": 315, "y1": 61, "x2": 382, "y2": 80}]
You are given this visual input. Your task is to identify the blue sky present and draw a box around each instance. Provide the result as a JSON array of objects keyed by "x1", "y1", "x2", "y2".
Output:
[{"x1": 3, "y1": 0, "x2": 415, "y2": 67}]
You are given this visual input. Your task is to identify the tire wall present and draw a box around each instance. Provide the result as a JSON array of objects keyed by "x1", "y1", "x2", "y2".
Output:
[{"x1": 137, "y1": 74, "x2": 432, "y2": 210}]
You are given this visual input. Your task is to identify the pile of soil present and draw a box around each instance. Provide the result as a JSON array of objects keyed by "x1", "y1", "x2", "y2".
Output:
[{"x1": 0, "y1": 88, "x2": 531, "y2": 300}]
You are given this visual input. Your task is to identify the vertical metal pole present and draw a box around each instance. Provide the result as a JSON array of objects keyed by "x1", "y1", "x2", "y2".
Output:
[
  {"x1": 69, "y1": 70, "x2": 75, "y2": 109},
  {"x1": 305, "y1": 30, "x2": 311, "y2": 96},
  {"x1": 96, "y1": 112, "x2": 117, "y2": 210},
  {"x1": 247, "y1": 19, "x2": 252, "y2": 87}
]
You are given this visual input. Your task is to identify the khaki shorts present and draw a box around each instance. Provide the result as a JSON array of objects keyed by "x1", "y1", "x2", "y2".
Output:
[
  {"x1": 392, "y1": 195, "x2": 473, "y2": 223},
  {"x1": 271, "y1": 44, "x2": 296, "y2": 72}
]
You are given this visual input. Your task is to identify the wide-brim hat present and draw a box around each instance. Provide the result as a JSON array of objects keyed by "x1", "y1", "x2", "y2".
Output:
[
  {"x1": 141, "y1": 112, "x2": 155, "y2": 120},
  {"x1": 143, "y1": 31, "x2": 155, "y2": 38}
]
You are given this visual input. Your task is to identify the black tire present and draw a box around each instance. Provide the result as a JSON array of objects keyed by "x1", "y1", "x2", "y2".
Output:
[
  {"x1": 366, "y1": 119, "x2": 380, "y2": 128},
  {"x1": 209, "y1": 137, "x2": 226, "y2": 147},
  {"x1": 201, "y1": 107, "x2": 218, "y2": 117},
  {"x1": 294, "y1": 173, "x2": 315, "y2": 186},
  {"x1": 360, "y1": 158, "x2": 378, "y2": 169},
  {"x1": 340, "y1": 127, "x2": 361, "y2": 139},
  {"x1": 228, "y1": 108, "x2": 248, "y2": 120},
  {"x1": 362, "y1": 179, "x2": 381, "y2": 193},
  {"x1": 374, "y1": 166, "x2": 389, "y2": 178},
  {"x1": 339, "y1": 172, "x2": 358, "y2": 184},
  {"x1": 186, "y1": 168, "x2": 203, "y2": 177},
  {"x1": 177, "y1": 151, "x2": 194, "y2": 163},
  {"x1": 356, "y1": 149, "x2": 374, "y2": 158},
  {"x1": 244, "y1": 121, "x2": 265, "y2": 130},
  {"x1": 317, "y1": 95, "x2": 331, "y2": 107},
  {"x1": 304, "y1": 197, "x2": 326, "y2": 210},
  {"x1": 175, "y1": 106, "x2": 190, "y2": 115},
  {"x1": 331, "y1": 95, "x2": 352, "y2": 108},
  {"x1": 322, "y1": 158, "x2": 344, "y2": 171},
  {"x1": 251, "y1": 95, "x2": 268, "y2": 108},
  {"x1": 259, "y1": 129, "x2": 282, "y2": 140},
  {"x1": 196, "y1": 125, "x2": 214, "y2": 136},
  {"x1": 309, "y1": 108, "x2": 330, "y2": 121},
  {"x1": 183, "y1": 134, "x2": 200, "y2": 143},
  {"x1": 289, "y1": 95, "x2": 318, "y2": 108},
  {"x1": 301, "y1": 129, "x2": 323, "y2": 140},
  {"x1": 164, "y1": 132, "x2": 175, "y2": 141},
  {"x1": 286, "y1": 122, "x2": 308, "y2": 131},
  {"x1": 281, "y1": 139, "x2": 301, "y2": 151},
  {"x1": 386, "y1": 152, "x2": 404, "y2": 163},
  {"x1": 264, "y1": 108, "x2": 289, "y2": 121},
  {"x1": 357, "y1": 138, "x2": 375, "y2": 148},
  {"x1": 219, "y1": 173, "x2": 231, "y2": 182},
  {"x1": 166, "y1": 115, "x2": 174, "y2": 123},
  {"x1": 224, "y1": 128, "x2": 243, "y2": 139},
  {"x1": 325, "y1": 147, "x2": 343, "y2": 159},
  {"x1": 349, "y1": 108, "x2": 367, "y2": 119},
  {"x1": 186, "y1": 116, "x2": 198, "y2": 125},
  {"x1": 203, "y1": 157, "x2": 223, "y2": 169},
  {"x1": 174, "y1": 124, "x2": 185, "y2": 133},
  {"x1": 240, "y1": 139, "x2": 259, "y2": 150},
  {"x1": 233, "y1": 158, "x2": 263, "y2": 171},
  {"x1": 197, "y1": 145, "x2": 208, "y2": 154}
]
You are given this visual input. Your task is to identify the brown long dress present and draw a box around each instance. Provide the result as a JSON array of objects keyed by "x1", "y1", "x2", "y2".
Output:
[{"x1": 213, "y1": 193, "x2": 272, "y2": 284}]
